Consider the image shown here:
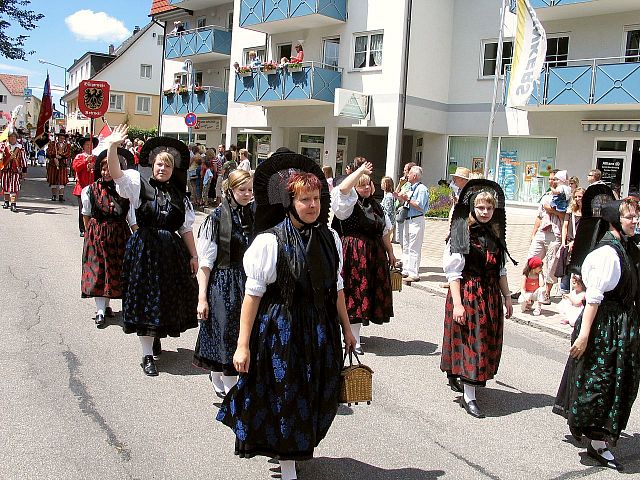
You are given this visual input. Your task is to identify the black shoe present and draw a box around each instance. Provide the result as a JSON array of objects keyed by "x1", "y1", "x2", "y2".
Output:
[
  {"x1": 51, "y1": 195, "x2": 57, "y2": 201},
  {"x1": 152, "y1": 337, "x2": 162, "y2": 358},
  {"x1": 587, "y1": 442, "x2": 623, "y2": 471},
  {"x1": 94, "y1": 314, "x2": 106, "y2": 328},
  {"x1": 569, "y1": 426, "x2": 583, "y2": 442},
  {"x1": 460, "y1": 397, "x2": 485, "y2": 418},
  {"x1": 2, "y1": 201, "x2": 8, "y2": 209},
  {"x1": 58, "y1": 195, "x2": 64, "y2": 202},
  {"x1": 105, "y1": 307, "x2": 114, "y2": 318},
  {"x1": 10, "y1": 203, "x2": 17, "y2": 213},
  {"x1": 141, "y1": 355, "x2": 158, "y2": 376},
  {"x1": 448, "y1": 378, "x2": 463, "y2": 393}
]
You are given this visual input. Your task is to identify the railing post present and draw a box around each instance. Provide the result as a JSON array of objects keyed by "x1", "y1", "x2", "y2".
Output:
[
  {"x1": 309, "y1": 63, "x2": 314, "y2": 100},
  {"x1": 589, "y1": 58, "x2": 597, "y2": 104}
]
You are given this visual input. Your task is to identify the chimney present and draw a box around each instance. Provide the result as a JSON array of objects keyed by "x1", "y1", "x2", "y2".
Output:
[
  {"x1": 133, "y1": 25, "x2": 140, "y2": 35},
  {"x1": 108, "y1": 44, "x2": 115, "y2": 55}
]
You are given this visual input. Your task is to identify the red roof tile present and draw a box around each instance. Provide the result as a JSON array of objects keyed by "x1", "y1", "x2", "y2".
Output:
[
  {"x1": 0, "y1": 74, "x2": 28, "y2": 96},
  {"x1": 150, "y1": 0, "x2": 177, "y2": 16}
]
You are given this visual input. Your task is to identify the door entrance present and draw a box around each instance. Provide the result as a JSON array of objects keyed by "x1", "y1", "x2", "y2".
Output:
[{"x1": 628, "y1": 140, "x2": 640, "y2": 196}]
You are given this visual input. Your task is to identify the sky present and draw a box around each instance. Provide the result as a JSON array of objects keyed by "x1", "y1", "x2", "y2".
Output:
[{"x1": 1, "y1": 0, "x2": 153, "y2": 109}]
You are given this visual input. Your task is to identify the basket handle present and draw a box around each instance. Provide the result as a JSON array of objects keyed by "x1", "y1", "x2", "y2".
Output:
[{"x1": 343, "y1": 350, "x2": 363, "y2": 366}]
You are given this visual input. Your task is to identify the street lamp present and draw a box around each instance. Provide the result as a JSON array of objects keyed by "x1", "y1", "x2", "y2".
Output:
[
  {"x1": 181, "y1": 58, "x2": 193, "y2": 145},
  {"x1": 38, "y1": 59, "x2": 67, "y2": 118}
]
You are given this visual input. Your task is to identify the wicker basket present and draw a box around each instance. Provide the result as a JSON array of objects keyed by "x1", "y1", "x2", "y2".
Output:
[
  {"x1": 339, "y1": 352, "x2": 373, "y2": 406},
  {"x1": 390, "y1": 268, "x2": 403, "y2": 292}
]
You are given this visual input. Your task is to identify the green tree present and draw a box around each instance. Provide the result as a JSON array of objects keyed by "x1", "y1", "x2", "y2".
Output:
[
  {"x1": 127, "y1": 126, "x2": 158, "y2": 141},
  {"x1": 0, "y1": 0, "x2": 44, "y2": 61}
]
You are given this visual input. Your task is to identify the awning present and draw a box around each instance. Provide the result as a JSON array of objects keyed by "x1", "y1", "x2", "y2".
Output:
[{"x1": 582, "y1": 120, "x2": 640, "y2": 132}]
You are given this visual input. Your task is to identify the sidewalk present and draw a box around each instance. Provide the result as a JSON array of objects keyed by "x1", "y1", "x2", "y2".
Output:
[{"x1": 393, "y1": 212, "x2": 574, "y2": 339}]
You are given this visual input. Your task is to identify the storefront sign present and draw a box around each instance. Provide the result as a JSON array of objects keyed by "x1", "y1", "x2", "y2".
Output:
[
  {"x1": 498, "y1": 151, "x2": 518, "y2": 200},
  {"x1": 257, "y1": 143, "x2": 270, "y2": 155},
  {"x1": 334, "y1": 88, "x2": 370, "y2": 120},
  {"x1": 596, "y1": 158, "x2": 623, "y2": 189},
  {"x1": 78, "y1": 80, "x2": 110, "y2": 118},
  {"x1": 195, "y1": 119, "x2": 221, "y2": 130}
]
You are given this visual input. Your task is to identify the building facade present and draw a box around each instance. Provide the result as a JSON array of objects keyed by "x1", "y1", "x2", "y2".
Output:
[
  {"x1": 152, "y1": 0, "x2": 640, "y2": 202},
  {"x1": 0, "y1": 74, "x2": 28, "y2": 130},
  {"x1": 63, "y1": 22, "x2": 164, "y2": 135}
]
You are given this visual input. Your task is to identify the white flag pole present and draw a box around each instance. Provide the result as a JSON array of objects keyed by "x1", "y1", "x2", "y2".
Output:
[{"x1": 484, "y1": 0, "x2": 509, "y2": 181}]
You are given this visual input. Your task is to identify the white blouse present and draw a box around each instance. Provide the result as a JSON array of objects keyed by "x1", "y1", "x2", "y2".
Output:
[
  {"x1": 330, "y1": 188, "x2": 392, "y2": 235},
  {"x1": 243, "y1": 227, "x2": 344, "y2": 297},
  {"x1": 196, "y1": 226, "x2": 218, "y2": 270},
  {"x1": 442, "y1": 241, "x2": 507, "y2": 283},
  {"x1": 581, "y1": 245, "x2": 621, "y2": 304},
  {"x1": 113, "y1": 169, "x2": 195, "y2": 234},
  {"x1": 80, "y1": 184, "x2": 137, "y2": 226}
]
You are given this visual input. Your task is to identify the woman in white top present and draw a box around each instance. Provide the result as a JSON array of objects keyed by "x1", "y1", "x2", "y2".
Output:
[
  {"x1": 554, "y1": 197, "x2": 640, "y2": 471},
  {"x1": 105, "y1": 125, "x2": 198, "y2": 377},
  {"x1": 237, "y1": 148, "x2": 251, "y2": 172},
  {"x1": 216, "y1": 150, "x2": 356, "y2": 480}
]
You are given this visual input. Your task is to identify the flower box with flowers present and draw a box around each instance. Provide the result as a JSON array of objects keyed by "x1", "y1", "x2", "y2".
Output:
[
  {"x1": 178, "y1": 87, "x2": 189, "y2": 95},
  {"x1": 237, "y1": 66, "x2": 253, "y2": 77},
  {"x1": 287, "y1": 61, "x2": 303, "y2": 72},
  {"x1": 262, "y1": 61, "x2": 279, "y2": 75},
  {"x1": 194, "y1": 86, "x2": 205, "y2": 94},
  {"x1": 163, "y1": 89, "x2": 175, "y2": 96}
]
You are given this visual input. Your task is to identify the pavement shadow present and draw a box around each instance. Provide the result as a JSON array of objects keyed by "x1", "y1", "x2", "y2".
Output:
[
  {"x1": 156, "y1": 347, "x2": 203, "y2": 376},
  {"x1": 298, "y1": 457, "x2": 445, "y2": 480},
  {"x1": 363, "y1": 335, "x2": 439, "y2": 357},
  {"x1": 479, "y1": 383, "x2": 555, "y2": 417},
  {"x1": 8, "y1": 204, "x2": 65, "y2": 216},
  {"x1": 337, "y1": 404, "x2": 354, "y2": 416}
]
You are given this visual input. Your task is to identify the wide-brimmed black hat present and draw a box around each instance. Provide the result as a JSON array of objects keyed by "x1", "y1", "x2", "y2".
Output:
[
  {"x1": 94, "y1": 147, "x2": 135, "y2": 182},
  {"x1": 78, "y1": 135, "x2": 99, "y2": 148},
  {"x1": 56, "y1": 128, "x2": 68, "y2": 138},
  {"x1": 568, "y1": 183, "x2": 615, "y2": 275},
  {"x1": 35, "y1": 136, "x2": 49, "y2": 148},
  {"x1": 252, "y1": 148, "x2": 329, "y2": 233},
  {"x1": 139, "y1": 136, "x2": 190, "y2": 191},
  {"x1": 449, "y1": 179, "x2": 506, "y2": 252}
]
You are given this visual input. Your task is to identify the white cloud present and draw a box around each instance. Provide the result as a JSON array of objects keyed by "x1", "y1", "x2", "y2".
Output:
[
  {"x1": 0, "y1": 63, "x2": 36, "y2": 76},
  {"x1": 65, "y1": 10, "x2": 130, "y2": 42}
]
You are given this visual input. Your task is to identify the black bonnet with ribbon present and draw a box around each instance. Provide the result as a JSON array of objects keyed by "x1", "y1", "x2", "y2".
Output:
[
  {"x1": 94, "y1": 147, "x2": 135, "y2": 183},
  {"x1": 449, "y1": 179, "x2": 516, "y2": 265},
  {"x1": 568, "y1": 183, "x2": 615, "y2": 274},
  {"x1": 252, "y1": 148, "x2": 330, "y2": 234},
  {"x1": 139, "y1": 136, "x2": 190, "y2": 192}
]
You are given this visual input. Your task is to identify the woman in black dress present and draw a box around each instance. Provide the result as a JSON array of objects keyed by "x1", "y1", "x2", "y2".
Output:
[
  {"x1": 194, "y1": 169, "x2": 254, "y2": 397},
  {"x1": 441, "y1": 180, "x2": 514, "y2": 419},
  {"x1": 330, "y1": 160, "x2": 395, "y2": 354},
  {"x1": 216, "y1": 150, "x2": 356, "y2": 480},
  {"x1": 80, "y1": 148, "x2": 133, "y2": 327},
  {"x1": 106, "y1": 124, "x2": 198, "y2": 376},
  {"x1": 554, "y1": 191, "x2": 640, "y2": 471}
]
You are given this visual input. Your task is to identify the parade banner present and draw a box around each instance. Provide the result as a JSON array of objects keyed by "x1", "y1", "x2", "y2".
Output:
[
  {"x1": 92, "y1": 123, "x2": 113, "y2": 155},
  {"x1": 35, "y1": 73, "x2": 52, "y2": 138},
  {"x1": 506, "y1": 0, "x2": 547, "y2": 108},
  {"x1": 79, "y1": 80, "x2": 111, "y2": 118}
]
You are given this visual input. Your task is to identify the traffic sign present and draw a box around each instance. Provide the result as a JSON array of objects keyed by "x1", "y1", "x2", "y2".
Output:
[
  {"x1": 185, "y1": 112, "x2": 197, "y2": 127},
  {"x1": 78, "y1": 80, "x2": 111, "y2": 118}
]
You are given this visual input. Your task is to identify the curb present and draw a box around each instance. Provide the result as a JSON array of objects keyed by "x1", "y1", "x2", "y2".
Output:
[{"x1": 404, "y1": 281, "x2": 571, "y2": 340}]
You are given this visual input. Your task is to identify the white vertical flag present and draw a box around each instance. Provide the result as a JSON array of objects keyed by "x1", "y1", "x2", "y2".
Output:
[{"x1": 507, "y1": 0, "x2": 547, "y2": 108}]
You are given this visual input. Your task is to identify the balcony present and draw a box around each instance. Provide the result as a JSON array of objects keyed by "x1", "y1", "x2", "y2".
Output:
[
  {"x1": 521, "y1": 0, "x2": 639, "y2": 21},
  {"x1": 239, "y1": 0, "x2": 347, "y2": 34},
  {"x1": 165, "y1": 26, "x2": 231, "y2": 61},
  {"x1": 234, "y1": 62, "x2": 341, "y2": 106},
  {"x1": 162, "y1": 87, "x2": 228, "y2": 116},
  {"x1": 506, "y1": 57, "x2": 640, "y2": 111}
]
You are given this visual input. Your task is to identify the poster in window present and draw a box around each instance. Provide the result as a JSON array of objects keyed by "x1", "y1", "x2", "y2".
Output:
[
  {"x1": 472, "y1": 157, "x2": 484, "y2": 175},
  {"x1": 538, "y1": 157, "x2": 554, "y2": 177},
  {"x1": 524, "y1": 162, "x2": 538, "y2": 181},
  {"x1": 595, "y1": 157, "x2": 623, "y2": 189}
]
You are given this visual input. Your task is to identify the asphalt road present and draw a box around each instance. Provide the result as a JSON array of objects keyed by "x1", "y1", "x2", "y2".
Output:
[{"x1": 1, "y1": 168, "x2": 638, "y2": 480}]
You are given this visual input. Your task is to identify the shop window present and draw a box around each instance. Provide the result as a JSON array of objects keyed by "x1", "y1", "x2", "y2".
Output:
[{"x1": 597, "y1": 140, "x2": 627, "y2": 152}]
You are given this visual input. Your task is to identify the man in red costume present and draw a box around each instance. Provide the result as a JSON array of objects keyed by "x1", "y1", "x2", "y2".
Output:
[
  {"x1": 0, "y1": 129, "x2": 28, "y2": 213},
  {"x1": 46, "y1": 129, "x2": 71, "y2": 201},
  {"x1": 72, "y1": 135, "x2": 98, "y2": 237}
]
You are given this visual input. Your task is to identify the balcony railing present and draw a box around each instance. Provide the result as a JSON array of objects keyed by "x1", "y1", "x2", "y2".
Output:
[
  {"x1": 528, "y1": 0, "x2": 594, "y2": 6},
  {"x1": 165, "y1": 26, "x2": 231, "y2": 60},
  {"x1": 162, "y1": 87, "x2": 228, "y2": 116},
  {"x1": 506, "y1": 57, "x2": 640, "y2": 107},
  {"x1": 234, "y1": 62, "x2": 342, "y2": 105},
  {"x1": 240, "y1": 0, "x2": 347, "y2": 33}
]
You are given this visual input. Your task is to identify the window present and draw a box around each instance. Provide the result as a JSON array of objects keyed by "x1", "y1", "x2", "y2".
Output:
[
  {"x1": 625, "y1": 28, "x2": 640, "y2": 62},
  {"x1": 173, "y1": 71, "x2": 203, "y2": 87},
  {"x1": 0, "y1": 95, "x2": 7, "y2": 104},
  {"x1": 353, "y1": 32, "x2": 383, "y2": 69},
  {"x1": 227, "y1": 11, "x2": 234, "y2": 30},
  {"x1": 278, "y1": 44, "x2": 292, "y2": 62},
  {"x1": 109, "y1": 93, "x2": 124, "y2": 112},
  {"x1": 197, "y1": 17, "x2": 206, "y2": 29},
  {"x1": 157, "y1": 34, "x2": 164, "y2": 46},
  {"x1": 323, "y1": 37, "x2": 340, "y2": 69},
  {"x1": 546, "y1": 35, "x2": 569, "y2": 67},
  {"x1": 136, "y1": 96, "x2": 151, "y2": 115},
  {"x1": 243, "y1": 47, "x2": 266, "y2": 65},
  {"x1": 481, "y1": 40, "x2": 514, "y2": 77},
  {"x1": 140, "y1": 64, "x2": 152, "y2": 79}
]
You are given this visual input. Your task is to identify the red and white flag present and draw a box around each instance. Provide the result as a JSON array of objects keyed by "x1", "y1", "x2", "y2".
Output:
[{"x1": 92, "y1": 123, "x2": 112, "y2": 155}]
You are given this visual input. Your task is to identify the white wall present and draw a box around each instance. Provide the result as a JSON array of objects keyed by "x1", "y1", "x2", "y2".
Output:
[
  {"x1": 94, "y1": 24, "x2": 164, "y2": 95},
  {"x1": 0, "y1": 84, "x2": 26, "y2": 128}
]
